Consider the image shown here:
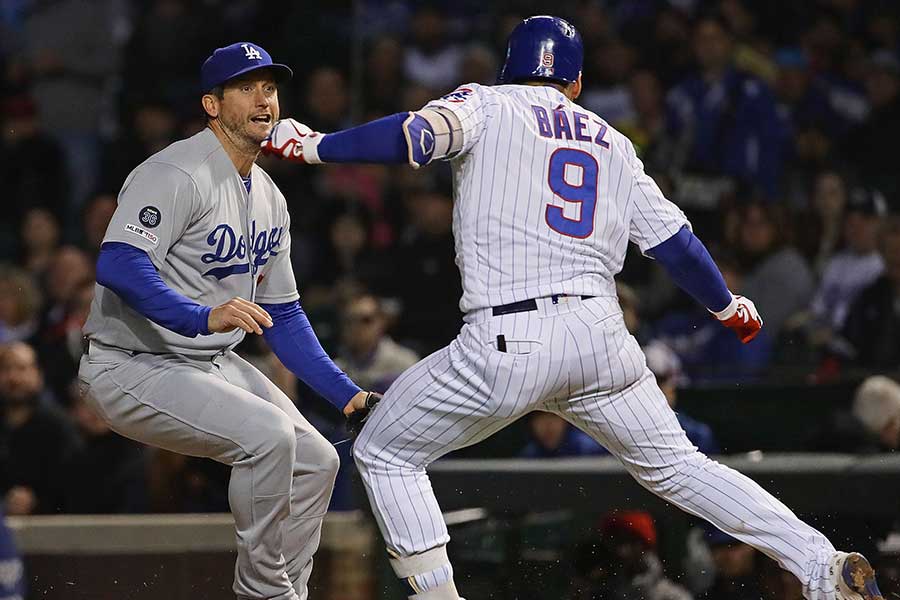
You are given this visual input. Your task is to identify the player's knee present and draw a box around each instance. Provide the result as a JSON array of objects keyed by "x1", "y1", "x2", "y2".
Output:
[
  {"x1": 259, "y1": 414, "x2": 297, "y2": 459},
  {"x1": 305, "y1": 433, "x2": 340, "y2": 480}
]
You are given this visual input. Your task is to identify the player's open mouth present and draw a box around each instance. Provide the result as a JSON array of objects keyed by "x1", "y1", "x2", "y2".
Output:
[{"x1": 251, "y1": 115, "x2": 272, "y2": 124}]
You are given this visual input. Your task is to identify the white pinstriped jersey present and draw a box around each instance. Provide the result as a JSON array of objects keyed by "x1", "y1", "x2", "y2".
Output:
[{"x1": 425, "y1": 83, "x2": 689, "y2": 313}]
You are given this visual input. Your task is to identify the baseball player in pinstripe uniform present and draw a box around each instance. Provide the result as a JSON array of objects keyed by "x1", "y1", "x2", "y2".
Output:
[
  {"x1": 78, "y1": 42, "x2": 378, "y2": 600},
  {"x1": 262, "y1": 17, "x2": 885, "y2": 600}
]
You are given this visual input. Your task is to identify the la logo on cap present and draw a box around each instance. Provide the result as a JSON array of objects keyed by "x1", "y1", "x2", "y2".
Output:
[{"x1": 241, "y1": 44, "x2": 262, "y2": 60}]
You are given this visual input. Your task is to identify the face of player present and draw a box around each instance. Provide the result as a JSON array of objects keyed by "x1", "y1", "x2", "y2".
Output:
[{"x1": 211, "y1": 71, "x2": 280, "y2": 147}]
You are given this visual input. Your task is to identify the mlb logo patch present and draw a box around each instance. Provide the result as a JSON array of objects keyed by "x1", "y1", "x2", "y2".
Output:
[{"x1": 541, "y1": 52, "x2": 554, "y2": 68}]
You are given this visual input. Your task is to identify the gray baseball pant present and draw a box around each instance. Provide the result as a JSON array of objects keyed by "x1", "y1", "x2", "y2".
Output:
[{"x1": 78, "y1": 342, "x2": 339, "y2": 600}]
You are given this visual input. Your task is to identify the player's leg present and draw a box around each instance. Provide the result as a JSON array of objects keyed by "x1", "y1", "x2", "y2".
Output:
[
  {"x1": 219, "y1": 351, "x2": 340, "y2": 600},
  {"x1": 555, "y1": 302, "x2": 844, "y2": 600},
  {"x1": 353, "y1": 311, "x2": 565, "y2": 599},
  {"x1": 78, "y1": 348, "x2": 300, "y2": 600}
]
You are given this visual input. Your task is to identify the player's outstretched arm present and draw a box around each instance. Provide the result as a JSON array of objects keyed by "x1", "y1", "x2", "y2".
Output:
[
  {"x1": 258, "y1": 299, "x2": 374, "y2": 412},
  {"x1": 646, "y1": 226, "x2": 763, "y2": 343},
  {"x1": 260, "y1": 109, "x2": 462, "y2": 169}
]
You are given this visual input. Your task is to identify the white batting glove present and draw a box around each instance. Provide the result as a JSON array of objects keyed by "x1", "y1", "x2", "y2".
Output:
[
  {"x1": 711, "y1": 293, "x2": 763, "y2": 344},
  {"x1": 260, "y1": 118, "x2": 324, "y2": 164}
]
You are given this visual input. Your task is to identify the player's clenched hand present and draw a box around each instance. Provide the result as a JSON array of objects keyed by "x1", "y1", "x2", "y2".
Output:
[
  {"x1": 344, "y1": 391, "x2": 383, "y2": 437},
  {"x1": 208, "y1": 297, "x2": 273, "y2": 335},
  {"x1": 259, "y1": 118, "x2": 323, "y2": 164},
  {"x1": 712, "y1": 294, "x2": 763, "y2": 344}
]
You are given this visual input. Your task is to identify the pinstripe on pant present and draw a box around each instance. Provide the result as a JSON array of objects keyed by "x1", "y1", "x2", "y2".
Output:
[{"x1": 353, "y1": 296, "x2": 839, "y2": 599}]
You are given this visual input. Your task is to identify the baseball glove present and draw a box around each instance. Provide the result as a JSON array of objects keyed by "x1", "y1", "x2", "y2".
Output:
[{"x1": 346, "y1": 391, "x2": 383, "y2": 437}]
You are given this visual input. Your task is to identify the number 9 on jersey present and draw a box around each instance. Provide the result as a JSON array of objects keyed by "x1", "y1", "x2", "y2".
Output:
[{"x1": 545, "y1": 148, "x2": 599, "y2": 239}]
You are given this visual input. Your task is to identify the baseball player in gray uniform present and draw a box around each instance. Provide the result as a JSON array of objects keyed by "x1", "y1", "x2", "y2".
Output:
[
  {"x1": 78, "y1": 42, "x2": 377, "y2": 600},
  {"x1": 261, "y1": 17, "x2": 885, "y2": 600}
]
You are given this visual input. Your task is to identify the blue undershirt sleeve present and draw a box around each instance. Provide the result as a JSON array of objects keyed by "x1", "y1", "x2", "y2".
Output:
[
  {"x1": 260, "y1": 301, "x2": 361, "y2": 411},
  {"x1": 317, "y1": 113, "x2": 409, "y2": 163},
  {"x1": 646, "y1": 226, "x2": 733, "y2": 313},
  {"x1": 96, "y1": 242, "x2": 211, "y2": 337}
]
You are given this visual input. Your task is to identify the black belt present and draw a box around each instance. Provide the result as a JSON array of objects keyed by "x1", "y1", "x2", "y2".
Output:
[{"x1": 491, "y1": 294, "x2": 594, "y2": 317}]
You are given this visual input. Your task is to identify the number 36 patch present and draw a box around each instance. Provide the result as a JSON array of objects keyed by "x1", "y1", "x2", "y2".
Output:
[{"x1": 139, "y1": 206, "x2": 161, "y2": 228}]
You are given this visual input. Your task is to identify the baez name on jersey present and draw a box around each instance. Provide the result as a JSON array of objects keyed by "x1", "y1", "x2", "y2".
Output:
[
  {"x1": 531, "y1": 104, "x2": 610, "y2": 149},
  {"x1": 201, "y1": 221, "x2": 283, "y2": 280}
]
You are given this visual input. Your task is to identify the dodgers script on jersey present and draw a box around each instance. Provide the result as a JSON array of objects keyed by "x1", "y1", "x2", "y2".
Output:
[
  {"x1": 425, "y1": 83, "x2": 688, "y2": 313},
  {"x1": 83, "y1": 128, "x2": 299, "y2": 355}
]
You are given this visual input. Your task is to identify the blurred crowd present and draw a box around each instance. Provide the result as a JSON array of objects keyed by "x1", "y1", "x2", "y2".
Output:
[{"x1": 1, "y1": 1, "x2": 899, "y2": 595}]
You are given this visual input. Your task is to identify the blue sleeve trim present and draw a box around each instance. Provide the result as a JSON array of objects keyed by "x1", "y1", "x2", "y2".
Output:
[
  {"x1": 96, "y1": 242, "x2": 210, "y2": 337},
  {"x1": 646, "y1": 226, "x2": 732, "y2": 312},
  {"x1": 317, "y1": 112, "x2": 409, "y2": 163},
  {"x1": 260, "y1": 301, "x2": 361, "y2": 410}
]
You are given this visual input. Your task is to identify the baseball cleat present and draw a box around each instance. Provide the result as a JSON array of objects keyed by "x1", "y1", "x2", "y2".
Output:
[{"x1": 832, "y1": 552, "x2": 885, "y2": 600}]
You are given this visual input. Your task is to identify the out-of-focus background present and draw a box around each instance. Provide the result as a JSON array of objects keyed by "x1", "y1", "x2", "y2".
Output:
[{"x1": 1, "y1": 1, "x2": 899, "y2": 599}]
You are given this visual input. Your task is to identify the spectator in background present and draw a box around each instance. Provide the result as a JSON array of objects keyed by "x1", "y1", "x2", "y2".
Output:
[
  {"x1": 580, "y1": 37, "x2": 638, "y2": 126},
  {"x1": 0, "y1": 267, "x2": 41, "y2": 345},
  {"x1": 35, "y1": 278, "x2": 93, "y2": 403},
  {"x1": 618, "y1": 70, "x2": 668, "y2": 169},
  {"x1": 306, "y1": 200, "x2": 389, "y2": 302},
  {"x1": 64, "y1": 391, "x2": 147, "y2": 514},
  {"x1": 0, "y1": 508, "x2": 25, "y2": 600},
  {"x1": 17, "y1": 208, "x2": 60, "y2": 276},
  {"x1": 666, "y1": 15, "x2": 789, "y2": 199},
  {"x1": 0, "y1": 95, "x2": 68, "y2": 239},
  {"x1": 851, "y1": 376, "x2": 900, "y2": 452},
  {"x1": 520, "y1": 412, "x2": 606, "y2": 458},
  {"x1": 840, "y1": 216, "x2": 900, "y2": 368},
  {"x1": 459, "y1": 44, "x2": 498, "y2": 86},
  {"x1": 364, "y1": 36, "x2": 406, "y2": 117},
  {"x1": 796, "y1": 171, "x2": 849, "y2": 275},
  {"x1": 699, "y1": 528, "x2": 762, "y2": 600},
  {"x1": 303, "y1": 67, "x2": 352, "y2": 132},
  {"x1": 844, "y1": 51, "x2": 900, "y2": 206},
  {"x1": 334, "y1": 294, "x2": 418, "y2": 393},
  {"x1": 100, "y1": 101, "x2": 179, "y2": 194},
  {"x1": 774, "y1": 48, "x2": 836, "y2": 172},
  {"x1": 403, "y1": 5, "x2": 462, "y2": 92},
  {"x1": 807, "y1": 188, "x2": 887, "y2": 337},
  {"x1": 595, "y1": 510, "x2": 693, "y2": 600},
  {"x1": 736, "y1": 202, "x2": 814, "y2": 340},
  {"x1": 38, "y1": 246, "x2": 92, "y2": 341},
  {"x1": 82, "y1": 194, "x2": 118, "y2": 255},
  {"x1": 644, "y1": 341, "x2": 719, "y2": 454},
  {"x1": 390, "y1": 186, "x2": 462, "y2": 354},
  {"x1": 0, "y1": 342, "x2": 81, "y2": 515},
  {"x1": 121, "y1": 0, "x2": 220, "y2": 113},
  {"x1": 13, "y1": 0, "x2": 118, "y2": 213},
  {"x1": 805, "y1": 374, "x2": 897, "y2": 453}
]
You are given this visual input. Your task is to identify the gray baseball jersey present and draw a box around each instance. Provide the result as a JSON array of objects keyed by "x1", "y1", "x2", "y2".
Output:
[
  {"x1": 83, "y1": 128, "x2": 298, "y2": 355},
  {"x1": 79, "y1": 127, "x2": 336, "y2": 600}
]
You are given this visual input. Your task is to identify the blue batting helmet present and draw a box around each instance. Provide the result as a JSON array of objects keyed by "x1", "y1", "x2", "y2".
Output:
[{"x1": 498, "y1": 16, "x2": 583, "y2": 85}]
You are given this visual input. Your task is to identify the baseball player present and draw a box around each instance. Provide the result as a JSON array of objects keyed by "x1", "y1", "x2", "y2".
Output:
[
  {"x1": 78, "y1": 42, "x2": 378, "y2": 600},
  {"x1": 261, "y1": 17, "x2": 884, "y2": 600}
]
